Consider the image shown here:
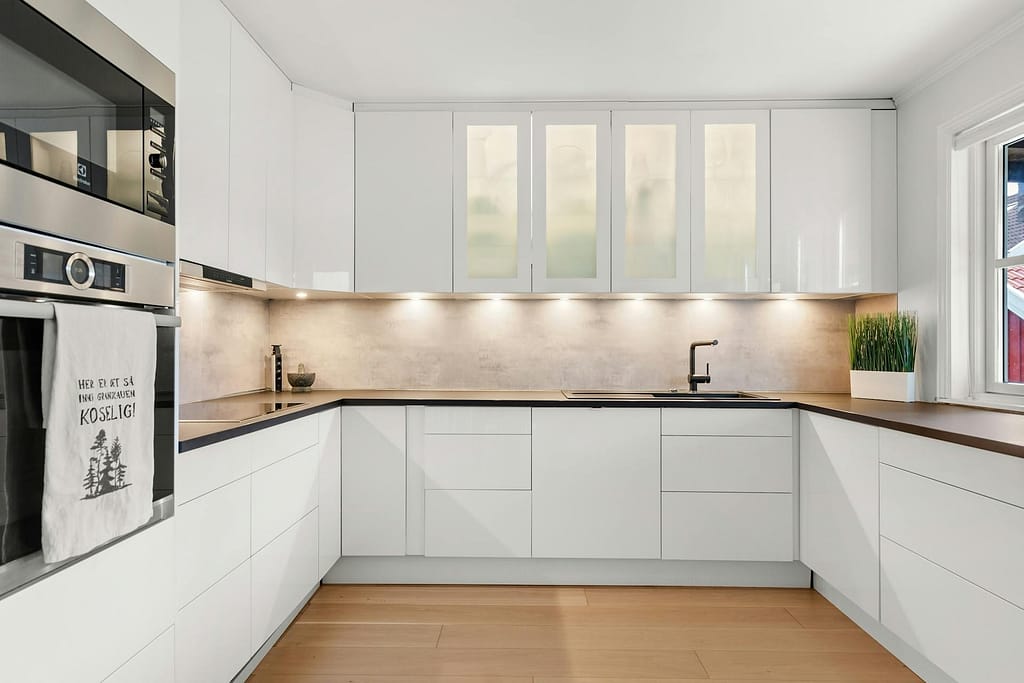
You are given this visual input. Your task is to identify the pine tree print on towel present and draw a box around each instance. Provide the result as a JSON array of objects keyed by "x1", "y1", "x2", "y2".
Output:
[{"x1": 82, "y1": 429, "x2": 131, "y2": 499}]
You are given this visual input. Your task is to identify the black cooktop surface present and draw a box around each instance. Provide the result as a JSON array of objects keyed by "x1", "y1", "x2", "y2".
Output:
[{"x1": 179, "y1": 401, "x2": 305, "y2": 423}]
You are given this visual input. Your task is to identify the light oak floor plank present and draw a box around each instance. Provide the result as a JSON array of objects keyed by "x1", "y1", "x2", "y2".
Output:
[
  {"x1": 278, "y1": 623, "x2": 443, "y2": 648},
  {"x1": 584, "y1": 587, "x2": 831, "y2": 608},
  {"x1": 315, "y1": 584, "x2": 589, "y2": 606},
  {"x1": 256, "y1": 646, "x2": 708, "y2": 677},
  {"x1": 784, "y1": 607, "x2": 860, "y2": 630},
  {"x1": 437, "y1": 624, "x2": 887, "y2": 653},
  {"x1": 250, "y1": 676, "x2": 532, "y2": 683},
  {"x1": 297, "y1": 603, "x2": 803, "y2": 628},
  {"x1": 697, "y1": 650, "x2": 920, "y2": 681}
]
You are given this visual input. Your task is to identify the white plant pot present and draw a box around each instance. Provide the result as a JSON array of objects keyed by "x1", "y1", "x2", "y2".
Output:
[{"x1": 849, "y1": 370, "x2": 916, "y2": 402}]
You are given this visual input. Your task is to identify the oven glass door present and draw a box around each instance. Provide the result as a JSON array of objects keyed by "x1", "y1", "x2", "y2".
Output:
[
  {"x1": 0, "y1": 0, "x2": 174, "y2": 223},
  {"x1": 0, "y1": 314, "x2": 174, "y2": 567}
]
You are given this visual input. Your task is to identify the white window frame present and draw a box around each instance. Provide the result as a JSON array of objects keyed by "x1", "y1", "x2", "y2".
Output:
[{"x1": 984, "y1": 123, "x2": 1024, "y2": 397}]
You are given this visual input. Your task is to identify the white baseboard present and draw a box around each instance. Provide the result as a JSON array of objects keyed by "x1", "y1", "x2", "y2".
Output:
[
  {"x1": 812, "y1": 575, "x2": 955, "y2": 683},
  {"x1": 324, "y1": 556, "x2": 811, "y2": 587}
]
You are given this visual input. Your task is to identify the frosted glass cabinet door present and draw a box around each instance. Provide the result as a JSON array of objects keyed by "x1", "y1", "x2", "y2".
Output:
[
  {"x1": 453, "y1": 112, "x2": 531, "y2": 293},
  {"x1": 691, "y1": 110, "x2": 770, "y2": 293},
  {"x1": 611, "y1": 111, "x2": 691, "y2": 293},
  {"x1": 532, "y1": 111, "x2": 611, "y2": 293}
]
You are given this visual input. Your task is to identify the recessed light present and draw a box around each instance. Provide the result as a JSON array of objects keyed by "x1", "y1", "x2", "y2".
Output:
[
  {"x1": 785, "y1": 297, "x2": 797, "y2": 302},
  {"x1": 633, "y1": 295, "x2": 646, "y2": 301},
  {"x1": 491, "y1": 294, "x2": 504, "y2": 301},
  {"x1": 558, "y1": 295, "x2": 570, "y2": 301},
  {"x1": 702, "y1": 297, "x2": 713, "y2": 302},
  {"x1": 408, "y1": 293, "x2": 423, "y2": 301},
  {"x1": 295, "y1": 291, "x2": 308, "y2": 299}
]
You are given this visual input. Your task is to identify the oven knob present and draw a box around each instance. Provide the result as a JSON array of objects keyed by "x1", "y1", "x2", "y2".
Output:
[
  {"x1": 149, "y1": 153, "x2": 168, "y2": 169},
  {"x1": 65, "y1": 253, "x2": 95, "y2": 290}
]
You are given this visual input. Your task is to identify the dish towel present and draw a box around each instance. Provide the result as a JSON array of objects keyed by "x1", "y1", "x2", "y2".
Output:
[{"x1": 40, "y1": 303, "x2": 156, "y2": 563}]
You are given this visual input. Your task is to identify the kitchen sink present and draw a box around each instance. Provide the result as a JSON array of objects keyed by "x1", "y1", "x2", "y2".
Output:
[{"x1": 562, "y1": 390, "x2": 779, "y2": 401}]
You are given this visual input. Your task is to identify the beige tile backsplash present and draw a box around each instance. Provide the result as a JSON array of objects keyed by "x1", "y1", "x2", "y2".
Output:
[{"x1": 179, "y1": 294, "x2": 857, "y2": 400}]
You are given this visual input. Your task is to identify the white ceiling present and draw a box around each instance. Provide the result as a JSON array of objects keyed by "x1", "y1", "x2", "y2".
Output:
[{"x1": 221, "y1": 0, "x2": 1024, "y2": 102}]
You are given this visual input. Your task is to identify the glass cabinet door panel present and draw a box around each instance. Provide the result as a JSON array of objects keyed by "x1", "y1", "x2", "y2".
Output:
[
  {"x1": 691, "y1": 110, "x2": 770, "y2": 292},
  {"x1": 612, "y1": 111, "x2": 690, "y2": 292},
  {"x1": 454, "y1": 112, "x2": 531, "y2": 292},
  {"x1": 533, "y1": 111, "x2": 610, "y2": 293}
]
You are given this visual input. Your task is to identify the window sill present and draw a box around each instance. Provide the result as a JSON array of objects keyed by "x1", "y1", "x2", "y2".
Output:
[{"x1": 939, "y1": 394, "x2": 1024, "y2": 414}]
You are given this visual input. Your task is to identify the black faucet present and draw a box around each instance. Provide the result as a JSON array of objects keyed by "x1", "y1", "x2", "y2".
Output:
[{"x1": 687, "y1": 339, "x2": 719, "y2": 392}]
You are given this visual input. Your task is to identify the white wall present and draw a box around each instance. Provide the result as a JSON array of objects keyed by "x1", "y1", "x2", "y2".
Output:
[{"x1": 898, "y1": 18, "x2": 1024, "y2": 401}]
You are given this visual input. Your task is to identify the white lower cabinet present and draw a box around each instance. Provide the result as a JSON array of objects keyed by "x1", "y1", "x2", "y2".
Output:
[
  {"x1": 881, "y1": 538, "x2": 1024, "y2": 683},
  {"x1": 342, "y1": 405, "x2": 407, "y2": 556},
  {"x1": 251, "y1": 445, "x2": 318, "y2": 552},
  {"x1": 663, "y1": 492, "x2": 794, "y2": 561},
  {"x1": 317, "y1": 408, "x2": 342, "y2": 577},
  {"x1": 661, "y1": 435, "x2": 793, "y2": 492},
  {"x1": 0, "y1": 519, "x2": 175, "y2": 683},
  {"x1": 799, "y1": 411, "x2": 879, "y2": 619},
  {"x1": 176, "y1": 561, "x2": 252, "y2": 683},
  {"x1": 425, "y1": 490, "x2": 531, "y2": 558},
  {"x1": 252, "y1": 510, "x2": 319, "y2": 648},
  {"x1": 423, "y1": 433, "x2": 531, "y2": 490},
  {"x1": 532, "y1": 408, "x2": 661, "y2": 559},
  {"x1": 104, "y1": 627, "x2": 175, "y2": 683}
]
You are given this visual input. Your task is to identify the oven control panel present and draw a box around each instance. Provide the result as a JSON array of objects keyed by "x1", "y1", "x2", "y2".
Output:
[{"x1": 23, "y1": 245, "x2": 126, "y2": 292}]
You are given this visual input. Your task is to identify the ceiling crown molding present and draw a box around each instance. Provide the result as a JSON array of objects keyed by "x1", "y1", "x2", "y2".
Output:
[{"x1": 895, "y1": 8, "x2": 1024, "y2": 106}]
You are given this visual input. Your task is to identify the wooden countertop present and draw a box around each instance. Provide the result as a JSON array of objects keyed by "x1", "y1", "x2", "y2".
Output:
[{"x1": 178, "y1": 389, "x2": 1024, "y2": 459}]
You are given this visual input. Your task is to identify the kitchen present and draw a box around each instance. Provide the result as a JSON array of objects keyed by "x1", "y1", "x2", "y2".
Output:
[{"x1": 0, "y1": 0, "x2": 1023, "y2": 681}]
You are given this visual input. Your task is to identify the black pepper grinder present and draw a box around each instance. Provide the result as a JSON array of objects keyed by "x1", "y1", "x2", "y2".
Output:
[{"x1": 271, "y1": 344, "x2": 283, "y2": 393}]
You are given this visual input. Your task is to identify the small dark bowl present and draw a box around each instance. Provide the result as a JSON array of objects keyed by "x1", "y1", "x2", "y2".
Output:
[{"x1": 287, "y1": 372, "x2": 316, "y2": 392}]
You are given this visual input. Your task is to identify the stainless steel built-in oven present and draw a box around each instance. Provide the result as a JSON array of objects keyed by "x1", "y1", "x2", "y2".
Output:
[
  {"x1": 0, "y1": 223, "x2": 176, "y2": 597},
  {"x1": 0, "y1": 0, "x2": 175, "y2": 264}
]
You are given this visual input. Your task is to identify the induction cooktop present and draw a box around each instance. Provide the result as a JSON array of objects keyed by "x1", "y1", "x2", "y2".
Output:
[{"x1": 179, "y1": 401, "x2": 305, "y2": 423}]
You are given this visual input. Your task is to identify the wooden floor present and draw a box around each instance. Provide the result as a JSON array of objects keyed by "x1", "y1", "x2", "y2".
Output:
[{"x1": 249, "y1": 585, "x2": 921, "y2": 682}]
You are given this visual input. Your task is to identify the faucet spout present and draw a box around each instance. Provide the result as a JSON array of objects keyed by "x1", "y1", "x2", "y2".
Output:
[{"x1": 687, "y1": 339, "x2": 718, "y2": 393}]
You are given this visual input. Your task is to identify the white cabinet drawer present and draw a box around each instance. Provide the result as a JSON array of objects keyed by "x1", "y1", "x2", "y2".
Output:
[
  {"x1": 881, "y1": 538, "x2": 1024, "y2": 683},
  {"x1": 425, "y1": 490, "x2": 532, "y2": 558},
  {"x1": 250, "y1": 414, "x2": 319, "y2": 471},
  {"x1": 424, "y1": 406, "x2": 531, "y2": 434},
  {"x1": 662, "y1": 493, "x2": 794, "y2": 561},
  {"x1": 880, "y1": 429, "x2": 1024, "y2": 508},
  {"x1": 881, "y1": 464, "x2": 1024, "y2": 608},
  {"x1": 175, "y1": 560, "x2": 252, "y2": 683},
  {"x1": 661, "y1": 436, "x2": 792, "y2": 492},
  {"x1": 252, "y1": 510, "x2": 319, "y2": 649},
  {"x1": 424, "y1": 434, "x2": 531, "y2": 489},
  {"x1": 176, "y1": 476, "x2": 251, "y2": 609},
  {"x1": 252, "y1": 445, "x2": 319, "y2": 553},
  {"x1": 105, "y1": 627, "x2": 173, "y2": 683},
  {"x1": 661, "y1": 408, "x2": 792, "y2": 436}
]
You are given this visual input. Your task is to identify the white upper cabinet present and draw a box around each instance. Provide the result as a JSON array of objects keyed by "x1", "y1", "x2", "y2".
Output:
[
  {"x1": 293, "y1": 87, "x2": 355, "y2": 292},
  {"x1": 227, "y1": 23, "x2": 269, "y2": 281},
  {"x1": 264, "y1": 67, "x2": 294, "y2": 287},
  {"x1": 690, "y1": 110, "x2": 771, "y2": 293},
  {"x1": 355, "y1": 111, "x2": 454, "y2": 293},
  {"x1": 86, "y1": 0, "x2": 180, "y2": 72},
  {"x1": 611, "y1": 110, "x2": 691, "y2": 293},
  {"x1": 453, "y1": 112, "x2": 532, "y2": 293},
  {"x1": 177, "y1": 0, "x2": 231, "y2": 270},
  {"x1": 771, "y1": 108, "x2": 896, "y2": 293},
  {"x1": 532, "y1": 111, "x2": 611, "y2": 293}
]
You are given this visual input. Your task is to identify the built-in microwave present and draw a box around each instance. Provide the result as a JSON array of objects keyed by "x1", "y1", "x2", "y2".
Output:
[{"x1": 0, "y1": 0, "x2": 175, "y2": 264}]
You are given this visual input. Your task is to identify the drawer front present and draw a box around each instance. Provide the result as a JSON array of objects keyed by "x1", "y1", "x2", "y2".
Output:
[
  {"x1": 662, "y1": 492, "x2": 794, "y2": 561},
  {"x1": 661, "y1": 408, "x2": 792, "y2": 436},
  {"x1": 176, "y1": 476, "x2": 251, "y2": 609},
  {"x1": 425, "y1": 490, "x2": 531, "y2": 558},
  {"x1": 424, "y1": 406, "x2": 531, "y2": 434},
  {"x1": 177, "y1": 437, "x2": 251, "y2": 505},
  {"x1": 105, "y1": 627, "x2": 173, "y2": 683},
  {"x1": 880, "y1": 428, "x2": 1024, "y2": 508},
  {"x1": 250, "y1": 414, "x2": 319, "y2": 471},
  {"x1": 881, "y1": 538, "x2": 1024, "y2": 683},
  {"x1": 881, "y1": 464, "x2": 1024, "y2": 608},
  {"x1": 252, "y1": 510, "x2": 319, "y2": 648},
  {"x1": 424, "y1": 434, "x2": 531, "y2": 489},
  {"x1": 175, "y1": 561, "x2": 252, "y2": 683},
  {"x1": 662, "y1": 436, "x2": 792, "y2": 492},
  {"x1": 252, "y1": 445, "x2": 319, "y2": 553}
]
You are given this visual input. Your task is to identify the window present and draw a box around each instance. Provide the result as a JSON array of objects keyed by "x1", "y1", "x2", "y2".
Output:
[{"x1": 986, "y1": 125, "x2": 1024, "y2": 395}]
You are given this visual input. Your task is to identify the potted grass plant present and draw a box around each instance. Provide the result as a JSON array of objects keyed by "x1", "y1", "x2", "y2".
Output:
[{"x1": 848, "y1": 311, "x2": 918, "y2": 402}]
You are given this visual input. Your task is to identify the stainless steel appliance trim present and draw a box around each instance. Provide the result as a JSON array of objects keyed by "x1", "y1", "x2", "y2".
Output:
[
  {"x1": 65, "y1": 252, "x2": 95, "y2": 290},
  {"x1": 20, "y1": 0, "x2": 175, "y2": 104},
  {"x1": 0, "y1": 165, "x2": 176, "y2": 264},
  {"x1": 0, "y1": 495, "x2": 174, "y2": 602},
  {"x1": 0, "y1": 299, "x2": 180, "y2": 327},
  {"x1": 179, "y1": 259, "x2": 269, "y2": 292},
  {"x1": 0, "y1": 223, "x2": 175, "y2": 308}
]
